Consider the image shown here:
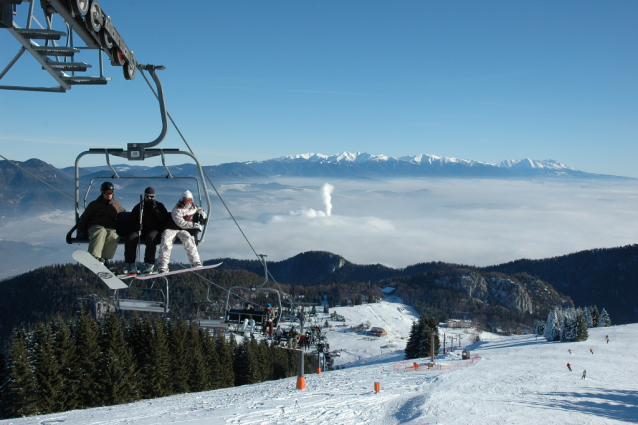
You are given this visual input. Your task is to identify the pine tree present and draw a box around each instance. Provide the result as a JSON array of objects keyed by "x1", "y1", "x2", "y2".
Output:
[
  {"x1": 167, "y1": 318, "x2": 190, "y2": 394},
  {"x1": 214, "y1": 334, "x2": 235, "y2": 388},
  {"x1": 564, "y1": 308, "x2": 579, "y2": 342},
  {"x1": 590, "y1": 306, "x2": 600, "y2": 327},
  {"x1": 143, "y1": 317, "x2": 172, "y2": 398},
  {"x1": 234, "y1": 338, "x2": 261, "y2": 386},
  {"x1": 51, "y1": 316, "x2": 77, "y2": 412},
  {"x1": 185, "y1": 323, "x2": 209, "y2": 392},
  {"x1": 404, "y1": 319, "x2": 422, "y2": 359},
  {"x1": 2, "y1": 328, "x2": 39, "y2": 418},
  {"x1": 543, "y1": 309, "x2": 560, "y2": 342},
  {"x1": 575, "y1": 309, "x2": 589, "y2": 341},
  {"x1": 32, "y1": 321, "x2": 65, "y2": 414},
  {"x1": 98, "y1": 314, "x2": 139, "y2": 406},
  {"x1": 201, "y1": 329, "x2": 221, "y2": 390},
  {"x1": 71, "y1": 313, "x2": 102, "y2": 409},
  {"x1": 599, "y1": 308, "x2": 611, "y2": 327},
  {"x1": 583, "y1": 308, "x2": 593, "y2": 328}
]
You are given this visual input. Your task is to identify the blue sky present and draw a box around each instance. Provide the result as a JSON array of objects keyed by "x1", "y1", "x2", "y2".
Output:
[{"x1": 1, "y1": 1, "x2": 636, "y2": 176}]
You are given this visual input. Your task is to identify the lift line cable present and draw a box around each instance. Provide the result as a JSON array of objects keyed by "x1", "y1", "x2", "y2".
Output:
[
  {"x1": 139, "y1": 69, "x2": 261, "y2": 260},
  {"x1": 0, "y1": 154, "x2": 75, "y2": 202},
  {"x1": 139, "y1": 69, "x2": 291, "y2": 301}
]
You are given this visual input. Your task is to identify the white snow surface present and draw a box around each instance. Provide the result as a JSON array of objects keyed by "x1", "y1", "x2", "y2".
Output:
[
  {"x1": 250, "y1": 151, "x2": 576, "y2": 170},
  {"x1": 4, "y1": 298, "x2": 635, "y2": 425}
]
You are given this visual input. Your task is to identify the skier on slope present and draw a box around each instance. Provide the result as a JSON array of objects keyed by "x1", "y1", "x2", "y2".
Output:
[
  {"x1": 582, "y1": 369, "x2": 587, "y2": 379},
  {"x1": 567, "y1": 363, "x2": 572, "y2": 372}
]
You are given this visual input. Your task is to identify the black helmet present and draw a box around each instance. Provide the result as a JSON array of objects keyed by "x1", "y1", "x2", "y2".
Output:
[{"x1": 100, "y1": 182, "x2": 115, "y2": 192}]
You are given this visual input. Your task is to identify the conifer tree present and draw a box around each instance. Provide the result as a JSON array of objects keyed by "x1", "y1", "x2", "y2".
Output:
[
  {"x1": 234, "y1": 338, "x2": 261, "y2": 386},
  {"x1": 543, "y1": 309, "x2": 560, "y2": 342},
  {"x1": 599, "y1": 308, "x2": 611, "y2": 327},
  {"x1": 562, "y1": 308, "x2": 578, "y2": 342},
  {"x1": 71, "y1": 313, "x2": 102, "y2": 409},
  {"x1": 583, "y1": 308, "x2": 593, "y2": 328},
  {"x1": 590, "y1": 306, "x2": 600, "y2": 327},
  {"x1": 2, "y1": 329, "x2": 39, "y2": 418},
  {"x1": 201, "y1": 329, "x2": 221, "y2": 390},
  {"x1": 140, "y1": 316, "x2": 172, "y2": 398},
  {"x1": 256, "y1": 339, "x2": 274, "y2": 382},
  {"x1": 98, "y1": 314, "x2": 139, "y2": 406},
  {"x1": 32, "y1": 322, "x2": 65, "y2": 414},
  {"x1": 167, "y1": 318, "x2": 191, "y2": 394},
  {"x1": 187, "y1": 323, "x2": 210, "y2": 392},
  {"x1": 214, "y1": 334, "x2": 235, "y2": 388},
  {"x1": 576, "y1": 309, "x2": 589, "y2": 341},
  {"x1": 51, "y1": 316, "x2": 77, "y2": 412},
  {"x1": 404, "y1": 319, "x2": 422, "y2": 359}
]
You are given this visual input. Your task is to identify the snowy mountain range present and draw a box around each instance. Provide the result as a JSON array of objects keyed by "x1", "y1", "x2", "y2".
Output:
[{"x1": 244, "y1": 152, "x2": 612, "y2": 179}]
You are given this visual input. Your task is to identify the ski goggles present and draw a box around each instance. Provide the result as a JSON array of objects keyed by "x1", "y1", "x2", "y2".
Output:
[{"x1": 102, "y1": 190, "x2": 114, "y2": 195}]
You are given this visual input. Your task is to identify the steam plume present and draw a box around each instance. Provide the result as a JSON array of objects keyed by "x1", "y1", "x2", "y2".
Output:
[{"x1": 322, "y1": 183, "x2": 335, "y2": 216}]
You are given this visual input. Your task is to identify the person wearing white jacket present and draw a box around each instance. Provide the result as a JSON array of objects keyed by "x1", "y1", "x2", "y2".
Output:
[{"x1": 156, "y1": 190, "x2": 206, "y2": 273}]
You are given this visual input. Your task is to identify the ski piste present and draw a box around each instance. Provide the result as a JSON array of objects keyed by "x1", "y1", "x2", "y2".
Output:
[
  {"x1": 72, "y1": 250, "x2": 128, "y2": 290},
  {"x1": 133, "y1": 262, "x2": 223, "y2": 280}
]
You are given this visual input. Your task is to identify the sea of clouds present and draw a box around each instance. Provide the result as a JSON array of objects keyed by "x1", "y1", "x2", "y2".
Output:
[{"x1": 2, "y1": 177, "x2": 638, "y2": 277}]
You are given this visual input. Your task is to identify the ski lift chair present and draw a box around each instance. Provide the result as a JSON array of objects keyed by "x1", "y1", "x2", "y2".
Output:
[
  {"x1": 197, "y1": 284, "x2": 229, "y2": 330},
  {"x1": 114, "y1": 276, "x2": 169, "y2": 314},
  {"x1": 65, "y1": 65, "x2": 212, "y2": 247},
  {"x1": 223, "y1": 256, "x2": 282, "y2": 334}
]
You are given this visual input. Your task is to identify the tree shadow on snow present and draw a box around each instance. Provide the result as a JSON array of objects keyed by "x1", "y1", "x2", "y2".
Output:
[{"x1": 530, "y1": 389, "x2": 638, "y2": 423}]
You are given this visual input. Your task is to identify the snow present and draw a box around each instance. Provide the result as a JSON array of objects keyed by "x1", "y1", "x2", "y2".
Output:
[
  {"x1": 255, "y1": 151, "x2": 578, "y2": 171},
  {"x1": 4, "y1": 298, "x2": 635, "y2": 425}
]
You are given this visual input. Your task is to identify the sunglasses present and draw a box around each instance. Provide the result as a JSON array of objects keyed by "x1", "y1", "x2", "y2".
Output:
[
  {"x1": 145, "y1": 194, "x2": 155, "y2": 199},
  {"x1": 102, "y1": 191, "x2": 114, "y2": 195},
  {"x1": 183, "y1": 198, "x2": 193, "y2": 203}
]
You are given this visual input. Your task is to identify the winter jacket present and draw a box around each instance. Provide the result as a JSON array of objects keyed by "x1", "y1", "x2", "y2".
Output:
[
  {"x1": 130, "y1": 199, "x2": 169, "y2": 232},
  {"x1": 78, "y1": 195, "x2": 125, "y2": 233},
  {"x1": 165, "y1": 202, "x2": 201, "y2": 231}
]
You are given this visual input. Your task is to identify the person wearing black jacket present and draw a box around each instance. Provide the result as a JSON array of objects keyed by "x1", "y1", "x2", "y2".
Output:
[
  {"x1": 77, "y1": 181, "x2": 125, "y2": 264},
  {"x1": 123, "y1": 187, "x2": 168, "y2": 274}
]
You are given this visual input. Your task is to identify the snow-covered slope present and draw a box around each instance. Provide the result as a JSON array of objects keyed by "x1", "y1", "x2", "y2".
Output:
[{"x1": 6, "y1": 299, "x2": 634, "y2": 425}]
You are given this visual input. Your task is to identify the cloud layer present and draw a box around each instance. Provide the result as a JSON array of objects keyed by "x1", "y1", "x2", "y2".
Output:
[{"x1": 3, "y1": 177, "x2": 638, "y2": 277}]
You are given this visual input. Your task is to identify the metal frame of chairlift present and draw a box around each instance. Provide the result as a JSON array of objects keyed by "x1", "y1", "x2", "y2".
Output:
[
  {"x1": 223, "y1": 256, "x2": 283, "y2": 330},
  {"x1": 1, "y1": 0, "x2": 136, "y2": 92},
  {"x1": 115, "y1": 276, "x2": 169, "y2": 314},
  {"x1": 197, "y1": 284, "x2": 228, "y2": 329}
]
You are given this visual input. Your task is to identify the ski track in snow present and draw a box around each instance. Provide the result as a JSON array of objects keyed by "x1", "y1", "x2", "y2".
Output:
[{"x1": 3, "y1": 300, "x2": 636, "y2": 425}]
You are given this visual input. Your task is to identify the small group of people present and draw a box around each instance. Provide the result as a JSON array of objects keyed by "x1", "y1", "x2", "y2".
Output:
[
  {"x1": 238, "y1": 303, "x2": 278, "y2": 337},
  {"x1": 77, "y1": 182, "x2": 206, "y2": 274},
  {"x1": 273, "y1": 325, "x2": 300, "y2": 348}
]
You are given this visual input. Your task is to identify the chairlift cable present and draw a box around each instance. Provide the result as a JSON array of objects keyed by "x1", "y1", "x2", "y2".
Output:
[
  {"x1": 0, "y1": 154, "x2": 75, "y2": 202},
  {"x1": 140, "y1": 70, "x2": 292, "y2": 308},
  {"x1": 138, "y1": 69, "x2": 266, "y2": 264}
]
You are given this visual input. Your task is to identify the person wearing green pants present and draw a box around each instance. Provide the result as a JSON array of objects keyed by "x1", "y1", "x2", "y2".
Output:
[{"x1": 77, "y1": 182, "x2": 125, "y2": 264}]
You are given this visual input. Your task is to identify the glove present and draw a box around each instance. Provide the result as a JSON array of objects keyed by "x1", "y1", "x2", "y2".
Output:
[
  {"x1": 197, "y1": 209, "x2": 207, "y2": 220},
  {"x1": 192, "y1": 223, "x2": 202, "y2": 231},
  {"x1": 77, "y1": 231, "x2": 88, "y2": 239}
]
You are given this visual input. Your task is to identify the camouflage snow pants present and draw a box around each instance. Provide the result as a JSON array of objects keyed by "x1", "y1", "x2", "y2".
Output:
[{"x1": 157, "y1": 229, "x2": 200, "y2": 268}]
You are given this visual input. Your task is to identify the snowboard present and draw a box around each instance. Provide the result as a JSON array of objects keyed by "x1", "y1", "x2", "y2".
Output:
[
  {"x1": 72, "y1": 250, "x2": 128, "y2": 290},
  {"x1": 134, "y1": 262, "x2": 223, "y2": 280}
]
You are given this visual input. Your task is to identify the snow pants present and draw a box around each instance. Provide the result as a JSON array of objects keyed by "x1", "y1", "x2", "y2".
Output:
[
  {"x1": 88, "y1": 225, "x2": 120, "y2": 260},
  {"x1": 157, "y1": 229, "x2": 200, "y2": 269},
  {"x1": 241, "y1": 319, "x2": 255, "y2": 333}
]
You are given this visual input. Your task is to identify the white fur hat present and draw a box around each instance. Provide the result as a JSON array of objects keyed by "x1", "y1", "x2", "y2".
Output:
[{"x1": 181, "y1": 190, "x2": 193, "y2": 199}]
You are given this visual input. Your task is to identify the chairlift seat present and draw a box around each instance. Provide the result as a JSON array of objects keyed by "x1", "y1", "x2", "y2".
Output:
[
  {"x1": 226, "y1": 308, "x2": 266, "y2": 326},
  {"x1": 67, "y1": 211, "x2": 192, "y2": 245}
]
